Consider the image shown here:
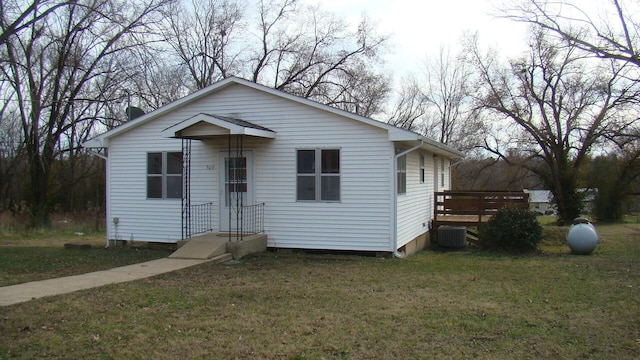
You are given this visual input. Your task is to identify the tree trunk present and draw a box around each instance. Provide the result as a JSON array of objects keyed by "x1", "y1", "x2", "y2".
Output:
[
  {"x1": 29, "y1": 153, "x2": 50, "y2": 227},
  {"x1": 552, "y1": 168, "x2": 582, "y2": 224}
]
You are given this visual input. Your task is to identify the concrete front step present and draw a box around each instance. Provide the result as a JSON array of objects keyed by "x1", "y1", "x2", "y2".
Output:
[
  {"x1": 226, "y1": 233, "x2": 267, "y2": 259},
  {"x1": 169, "y1": 233, "x2": 227, "y2": 259},
  {"x1": 169, "y1": 233, "x2": 267, "y2": 260}
]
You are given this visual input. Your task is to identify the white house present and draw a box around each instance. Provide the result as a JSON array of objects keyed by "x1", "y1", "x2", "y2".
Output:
[
  {"x1": 528, "y1": 190, "x2": 555, "y2": 215},
  {"x1": 84, "y1": 77, "x2": 462, "y2": 256},
  {"x1": 527, "y1": 189, "x2": 597, "y2": 215}
]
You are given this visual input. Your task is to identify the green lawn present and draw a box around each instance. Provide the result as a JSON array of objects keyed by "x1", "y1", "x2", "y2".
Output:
[
  {"x1": 1, "y1": 224, "x2": 639, "y2": 359},
  {"x1": 0, "y1": 231, "x2": 172, "y2": 286}
]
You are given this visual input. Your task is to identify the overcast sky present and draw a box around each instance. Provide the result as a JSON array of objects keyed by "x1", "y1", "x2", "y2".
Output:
[{"x1": 321, "y1": 0, "x2": 530, "y2": 79}]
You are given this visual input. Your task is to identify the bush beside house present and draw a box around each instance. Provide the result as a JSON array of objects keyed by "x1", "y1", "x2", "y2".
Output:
[{"x1": 479, "y1": 207, "x2": 543, "y2": 253}]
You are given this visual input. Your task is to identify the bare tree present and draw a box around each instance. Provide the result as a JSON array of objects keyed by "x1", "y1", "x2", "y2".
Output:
[
  {"x1": 421, "y1": 46, "x2": 484, "y2": 152},
  {"x1": 501, "y1": 0, "x2": 640, "y2": 220},
  {"x1": 0, "y1": 99, "x2": 26, "y2": 210},
  {"x1": 387, "y1": 77, "x2": 427, "y2": 132},
  {"x1": 0, "y1": 0, "x2": 173, "y2": 225},
  {"x1": 468, "y1": 30, "x2": 640, "y2": 222},
  {"x1": 163, "y1": 0, "x2": 243, "y2": 90},
  {"x1": 587, "y1": 147, "x2": 640, "y2": 221},
  {"x1": 129, "y1": 59, "x2": 191, "y2": 110},
  {"x1": 453, "y1": 155, "x2": 543, "y2": 191},
  {"x1": 388, "y1": 46, "x2": 484, "y2": 152},
  {"x1": 247, "y1": 0, "x2": 390, "y2": 116},
  {"x1": 0, "y1": 0, "x2": 75, "y2": 46},
  {"x1": 502, "y1": 0, "x2": 640, "y2": 67},
  {"x1": 159, "y1": 0, "x2": 390, "y2": 117},
  {"x1": 311, "y1": 58, "x2": 391, "y2": 117},
  {"x1": 112, "y1": 46, "x2": 192, "y2": 116}
]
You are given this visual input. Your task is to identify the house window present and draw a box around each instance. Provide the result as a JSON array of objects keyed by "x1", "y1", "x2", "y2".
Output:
[
  {"x1": 397, "y1": 153, "x2": 407, "y2": 195},
  {"x1": 419, "y1": 153, "x2": 425, "y2": 183},
  {"x1": 296, "y1": 149, "x2": 340, "y2": 201},
  {"x1": 147, "y1": 152, "x2": 182, "y2": 199},
  {"x1": 440, "y1": 158, "x2": 445, "y2": 187}
]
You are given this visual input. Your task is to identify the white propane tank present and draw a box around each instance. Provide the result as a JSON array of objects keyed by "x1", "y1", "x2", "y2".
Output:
[{"x1": 566, "y1": 222, "x2": 598, "y2": 255}]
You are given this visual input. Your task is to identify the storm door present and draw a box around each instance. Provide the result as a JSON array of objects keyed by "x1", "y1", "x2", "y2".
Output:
[{"x1": 219, "y1": 151, "x2": 254, "y2": 232}]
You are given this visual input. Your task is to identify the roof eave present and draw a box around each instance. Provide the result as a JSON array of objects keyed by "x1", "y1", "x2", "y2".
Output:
[
  {"x1": 390, "y1": 133, "x2": 464, "y2": 158},
  {"x1": 83, "y1": 137, "x2": 108, "y2": 148},
  {"x1": 243, "y1": 128, "x2": 276, "y2": 138},
  {"x1": 420, "y1": 136, "x2": 465, "y2": 158}
]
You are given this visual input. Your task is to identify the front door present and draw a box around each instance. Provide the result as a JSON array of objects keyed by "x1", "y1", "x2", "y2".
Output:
[{"x1": 219, "y1": 151, "x2": 254, "y2": 232}]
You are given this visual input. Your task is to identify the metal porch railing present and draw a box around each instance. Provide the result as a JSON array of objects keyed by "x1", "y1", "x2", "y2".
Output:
[
  {"x1": 187, "y1": 202, "x2": 214, "y2": 238},
  {"x1": 239, "y1": 202, "x2": 265, "y2": 236}
]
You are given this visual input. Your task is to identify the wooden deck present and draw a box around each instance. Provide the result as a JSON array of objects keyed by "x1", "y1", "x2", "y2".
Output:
[
  {"x1": 433, "y1": 191, "x2": 530, "y2": 242},
  {"x1": 434, "y1": 214, "x2": 495, "y2": 226}
]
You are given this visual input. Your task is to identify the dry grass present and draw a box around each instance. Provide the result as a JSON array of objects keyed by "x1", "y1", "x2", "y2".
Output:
[
  {"x1": 1, "y1": 224, "x2": 639, "y2": 359},
  {"x1": 0, "y1": 211, "x2": 172, "y2": 286},
  {"x1": 0, "y1": 229, "x2": 172, "y2": 287},
  {"x1": 0, "y1": 211, "x2": 105, "y2": 236}
]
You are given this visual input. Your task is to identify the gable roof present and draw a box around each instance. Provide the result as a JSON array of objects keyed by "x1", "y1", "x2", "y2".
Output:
[{"x1": 84, "y1": 77, "x2": 463, "y2": 157}]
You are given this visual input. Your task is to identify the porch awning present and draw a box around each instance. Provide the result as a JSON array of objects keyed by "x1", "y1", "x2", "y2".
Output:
[{"x1": 161, "y1": 113, "x2": 276, "y2": 140}]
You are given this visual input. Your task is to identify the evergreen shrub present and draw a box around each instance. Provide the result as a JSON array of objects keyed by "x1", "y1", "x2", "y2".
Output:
[{"x1": 479, "y1": 207, "x2": 542, "y2": 253}]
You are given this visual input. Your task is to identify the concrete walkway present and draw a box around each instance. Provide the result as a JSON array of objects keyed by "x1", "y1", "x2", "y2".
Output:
[{"x1": 0, "y1": 255, "x2": 229, "y2": 307}]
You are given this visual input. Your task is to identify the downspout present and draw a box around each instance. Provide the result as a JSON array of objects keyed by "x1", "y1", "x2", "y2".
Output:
[{"x1": 392, "y1": 140, "x2": 424, "y2": 258}]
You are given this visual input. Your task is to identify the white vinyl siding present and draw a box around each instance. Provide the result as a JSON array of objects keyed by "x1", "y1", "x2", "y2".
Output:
[
  {"x1": 107, "y1": 126, "x2": 218, "y2": 243},
  {"x1": 106, "y1": 84, "x2": 392, "y2": 250},
  {"x1": 107, "y1": 139, "x2": 184, "y2": 242},
  {"x1": 396, "y1": 150, "x2": 451, "y2": 248}
]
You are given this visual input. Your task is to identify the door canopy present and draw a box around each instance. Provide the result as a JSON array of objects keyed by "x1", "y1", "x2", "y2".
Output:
[{"x1": 162, "y1": 113, "x2": 276, "y2": 140}]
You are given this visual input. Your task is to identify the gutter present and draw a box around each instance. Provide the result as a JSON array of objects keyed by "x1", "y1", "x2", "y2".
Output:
[
  {"x1": 391, "y1": 140, "x2": 424, "y2": 258},
  {"x1": 418, "y1": 135, "x2": 464, "y2": 158},
  {"x1": 89, "y1": 150, "x2": 108, "y2": 160}
]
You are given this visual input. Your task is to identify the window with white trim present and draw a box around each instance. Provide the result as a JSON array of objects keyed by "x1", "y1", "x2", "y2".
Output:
[
  {"x1": 147, "y1": 152, "x2": 182, "y2": 199},
  {"x1": 397, "y1": 153, "x2": 407, "y2": 195},
  {"x1": 419, "y1": 153, "x2": 425, "y2": 183},
  {"x1": 296, "y1": 149, "x2": 340, "y2": 201}
]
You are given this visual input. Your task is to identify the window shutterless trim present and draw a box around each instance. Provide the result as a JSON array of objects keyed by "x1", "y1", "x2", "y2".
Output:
[
  {"x1": 296, "y1": 148, "x2": 341, "y2": 202},
  {"x1": 147, "y1": 151, "x2": 183, "y2": 200},
  {"x1": 397, "y1": 153, "x2": 406, "y2": 195}
]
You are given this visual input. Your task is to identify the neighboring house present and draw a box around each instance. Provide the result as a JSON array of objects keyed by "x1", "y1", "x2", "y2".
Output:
[
  {"x1": 84, "y1": 77, "x2": 462, "y2": 256},
  {"x1": 527, "y1": 188, "x2": 597, "y2": 215},
  {"x1": 528, "y1": 190, "x2": 555, "y2": 215}
]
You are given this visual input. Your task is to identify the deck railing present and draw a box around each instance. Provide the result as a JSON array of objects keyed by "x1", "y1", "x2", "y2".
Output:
[{"x1": 434, "y1": 190, "x2": 529, "y2": 226}]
